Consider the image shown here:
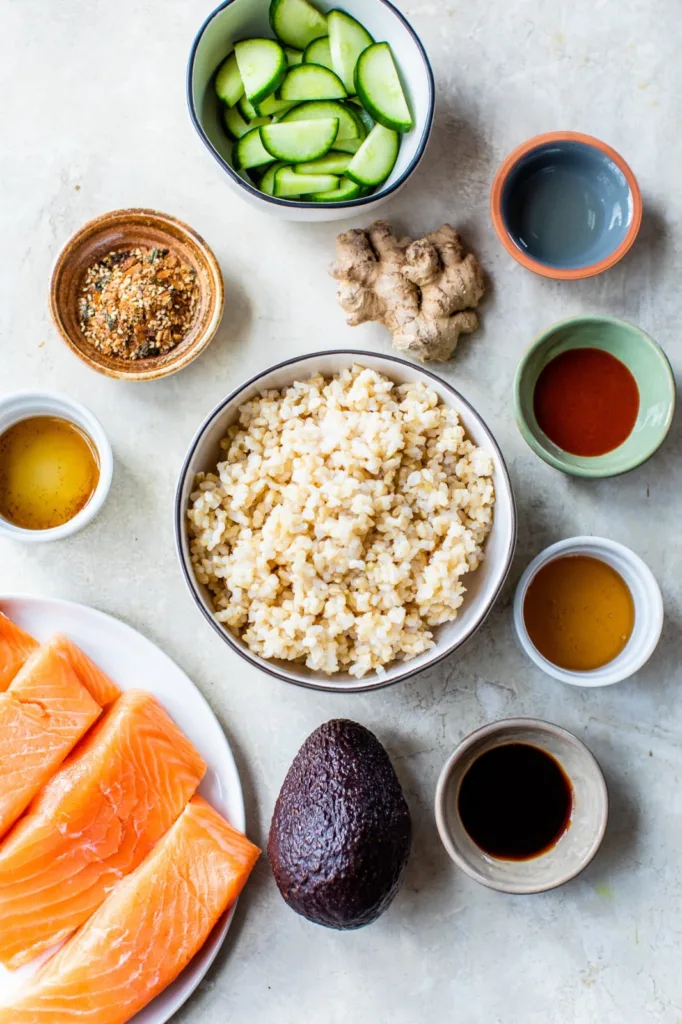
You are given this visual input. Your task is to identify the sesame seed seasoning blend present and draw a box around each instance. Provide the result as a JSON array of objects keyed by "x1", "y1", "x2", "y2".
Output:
[{"x1": 77, "y1": 247, "x2": 199, "y2": 360}]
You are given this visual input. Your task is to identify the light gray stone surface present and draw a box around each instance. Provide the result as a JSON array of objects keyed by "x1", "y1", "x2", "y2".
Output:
[{"x1": 1, "y1": 0, "x2": 680, "y2": 1021}]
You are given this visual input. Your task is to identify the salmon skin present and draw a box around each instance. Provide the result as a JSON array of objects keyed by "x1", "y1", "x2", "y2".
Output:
[
  {"x1": 0, "y1": 613, "x2": 38, "y2": 691},
  {"x1": 0, "y1": 797, "x2": 260, "y2": 1024},
  {"x1": 0, "y1": 644, "x2": 103, "y2": 839},
  {"x1": 0, "y1": 690, "x2": 206, "y2": 969}
]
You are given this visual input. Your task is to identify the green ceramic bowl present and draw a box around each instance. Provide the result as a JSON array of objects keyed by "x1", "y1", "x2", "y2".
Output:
[{"x1": 514, "y1": 316, "x2": 675, "y2": 477}]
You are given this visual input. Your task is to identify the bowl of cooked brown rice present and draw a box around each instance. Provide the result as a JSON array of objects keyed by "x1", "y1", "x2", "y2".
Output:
[{"x1": 175, "y1": 350, "x2": 516, "y2": 692}]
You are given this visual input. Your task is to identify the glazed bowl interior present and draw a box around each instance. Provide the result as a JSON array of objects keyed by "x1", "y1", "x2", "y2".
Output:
[
  {"x1": 175, "y1": 351, "x2": 516, "y2": 692},
  {"x1": 50, "y1": 209, "x2": 224, "y2": 381},
  {"x1": 503, "y1": 141, "x2": 632, "y2": 269},
  {"x1": 515, "y1": 316, "x2": 675, "y2": 477},
  {"x1": 435, "y1": 719, "x2": 608, "y2": 894},
  {"x1": 188, "y1": 0, "x2": 434, "y2": 218}
]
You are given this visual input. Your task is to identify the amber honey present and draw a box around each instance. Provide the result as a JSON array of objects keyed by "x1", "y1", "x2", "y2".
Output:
[
  {"x1": 0, "y1": 416, "x2": 100, "y2": 530},
  {"x1": 523, "y1": 555, "x2": 635, "y2": 671}
]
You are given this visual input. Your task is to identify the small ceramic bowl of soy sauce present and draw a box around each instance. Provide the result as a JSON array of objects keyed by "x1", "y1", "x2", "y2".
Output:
[
  {"x1": 514, "y1": 315, "x2": 675, "y2": 478},
  {"x1": 490, "y1": 131, "x2": 642, "y2": 279},
  {"x1": 435, "y1": 719, "x2": 608, "y2": 894}
]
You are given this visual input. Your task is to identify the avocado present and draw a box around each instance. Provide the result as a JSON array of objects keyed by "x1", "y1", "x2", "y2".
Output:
[{"x1": 268, "y1": 719, "x2": 411, "y2": 929}]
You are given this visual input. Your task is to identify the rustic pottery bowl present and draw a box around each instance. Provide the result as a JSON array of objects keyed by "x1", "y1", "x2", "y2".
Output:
[
  {"x1": 0, "y1": 391, "x2": 113, "y2": 543},
  {"x1": 187, "y1": 0, "x2": 435, "y2": 222},
  {"x1": 49, "y1": 209, "x2": 224, "y2": 381},
  {"x1": 175, "y1": 350, "x2": 517, "y2": 693},
  {"x1": 514, "y1": 315, "x2": 675, "y2": 477},
  {"x1": 491, "y1": 132, "x2": 642, "y2": 279},
  {"x1": 513, "y1": 536, "x2": 664, "y2": 687},
  {"x1": 435, "y1": 718, "x2": 609, "y2": 894}
]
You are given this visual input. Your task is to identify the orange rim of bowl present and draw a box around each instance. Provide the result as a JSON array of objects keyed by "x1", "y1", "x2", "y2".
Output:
[
  {"x1": 48, "y1": 208, "x2": 225, "y2": 381},
  {"x1": 490, "y1": 131, "x2": 643, "y2": 281}
]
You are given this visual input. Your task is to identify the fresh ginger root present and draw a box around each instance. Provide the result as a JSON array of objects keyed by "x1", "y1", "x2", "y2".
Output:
[{"x1": 330, "y1": 221, "x2": 484, "y2": 362}]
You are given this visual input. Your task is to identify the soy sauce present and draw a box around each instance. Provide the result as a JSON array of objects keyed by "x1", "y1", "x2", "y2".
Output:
[{"x1": 458, "y1": 743, "x2": 572, "y2": 860}]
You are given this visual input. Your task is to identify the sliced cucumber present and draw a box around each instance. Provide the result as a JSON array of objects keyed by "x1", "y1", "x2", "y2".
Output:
[
  {"x1": 225, "y1": 107, "x2": 270, "y2": 139},
  {"x1": 332, "y1": 135, "x2": 362, "y2": 154},
  {"x1": 270, "y1": 0, "x2": 328, "y2": 50},
  {"x1": 280, "y1": 99, "x2": 358, "y2": 140},
  {"x1": 344, "y1": 103, "x2": 368, "y2": 139},
  {"x1": 355, "y1": 42, "x2": 413, "y2": 133},
  {"x1": 280, "y1": 63, "x2": 347, "y2": 101},
  {"x1": 311, "y1": 175, "x2": 364, "y2": 201},
  {"x1": 260, "y1": 118, "x2": 339, "y2": 162},
  {"x1": 238, "y1": 95, "x2": 258, "y2": 120},
  {"x1": 255, "y1": 94, "x2": 296, "y2": 118},
  {"x1": 284, "y1": 46, "x2": 303, "y2": 66},
  {"x1": 328, "y1": 10, "x2": 373, "y2": 95},
  {"x1": 295, "y1": 150, "x2": 352, "y2": 174},
  {"x1": 234, "y1": 127, "x2": 276, "y2": 170},
  {"x1": 347, "y1": 123, "x2": 400, "y2": 186},
  {"x1": 355, "y1": 105, "x2": 374, "y2": 134},
  {"x1": 215, "y1": 52, "x2": 245, "y2": 107},
  {"x1": 235, "y1": 38, "x2": 287, "y2": 105},
  {"x1": 260, "y1": 161, "x2": 287, "y2": 195},
  {"x1": 303, "y1": 37, "x2": 334, "y2": 71},
  {"x1": 224, "y1": 105, "x2": 250, "y2": 140},
  {"x1": 274, "y1": 166, "x2": 339, "y2": 197}
]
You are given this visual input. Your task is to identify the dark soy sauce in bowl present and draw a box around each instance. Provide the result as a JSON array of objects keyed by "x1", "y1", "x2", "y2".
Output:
[{"x1": 458, "y1": 743, "x2": 573, "y2": 860}]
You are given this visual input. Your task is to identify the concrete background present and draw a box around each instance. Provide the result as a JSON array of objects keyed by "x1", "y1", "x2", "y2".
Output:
[{"x1": 1, "y1": 0, "x2": 680, "y2": 1020}]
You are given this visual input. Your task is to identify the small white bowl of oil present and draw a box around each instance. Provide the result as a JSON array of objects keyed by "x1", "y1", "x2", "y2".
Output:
[{"x1": 0, "y1": 392, "x2": 113, "y2": 543}]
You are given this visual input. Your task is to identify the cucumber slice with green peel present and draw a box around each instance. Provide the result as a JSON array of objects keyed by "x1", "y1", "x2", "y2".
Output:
[
  {"x1": 260, "y1": 118, "x2": 339, "y2": 162},
  {"x1": 311, "y1": 175, "x2": 364, "y2": 201},
  {"x1": 270, "y1": 0, "x2": 328, "y2": 50},
  {"x1": 343, "y1": 103, "x2": 368, "y2": 138},
  {"x1": 224, "y1": 107, "x2": 270, "y2": 139},
  {"x1": 284, "y1": 46, "x2": 304, "y2": 66},
  {"x1": 280, "y1": 100, "x2": 358, "y2": 140},
  {"x1": 295, "y1": 150, "x2": 352, "y2": 174},
  {"x1": 328, "y1": 10, "x2": 373, "y2": 95},
  {"x1": 224, "y1": 105, "x2": 250, "y2": 140},
  {"x1": 260, "y1": 161, "x2": 287, "y2": 195},
  {"x1": 303, "y1": 37, "x2": 334, "y2": 71},
  {"x1": 238, "y1": 95, "x2": 258, "y2": 120},
  {"x1": 355, "y1": 105, "x2": 374, "y2": 134},
  {"x1": 346, "y1": 123, "x2": 400, "y2": 186},
  {"x1": 215, "y1": 52, "x2": 245, "y2": 107},
  {"x1": 235, "y1": 38, "x2": 287, "y2": 105},
  {"x1": 332, "y1": 135, "x2": 362, "y2": 154},
  {"x1": 355, "y1": 42, "x2": 413, "y2": 133},
  {"x1": 255, "y1": 94, "x2": 296, "y2": 118},
  {"x1": 234, "y1": 127, "x2": 276, "y2": 170},
  {"x1": 274, "y1": 166, "x2": 339, "y2": 197},
  {"x1": 280, "y1": 63, "x2": 347, "y2": 101}
]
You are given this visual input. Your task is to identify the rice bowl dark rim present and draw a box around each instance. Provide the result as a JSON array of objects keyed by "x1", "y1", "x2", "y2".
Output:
[
  {"x1": 174, "y1": 350, "x2": 517, "y2": 692},
  {"x1": 186, "y1": 0, "x2": 436, "y2": 211}
]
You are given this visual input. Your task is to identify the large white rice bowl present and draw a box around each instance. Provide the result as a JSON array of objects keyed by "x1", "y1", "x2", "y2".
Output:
[{"x1": 176, "y1": 352, "x2": 516, "y2": 692}]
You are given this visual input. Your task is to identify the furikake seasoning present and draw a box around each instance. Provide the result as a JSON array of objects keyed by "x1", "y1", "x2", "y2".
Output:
[{"x1": 78, "y1": 247, "x2": 199, "y2": 360}]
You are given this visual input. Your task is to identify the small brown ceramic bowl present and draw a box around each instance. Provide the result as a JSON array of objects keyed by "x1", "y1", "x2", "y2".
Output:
[{"x1": 49, "y1": 208, "x2": 224, "y2": 381}]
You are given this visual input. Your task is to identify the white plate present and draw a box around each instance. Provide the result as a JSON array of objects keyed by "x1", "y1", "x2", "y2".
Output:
[{"x1": 0, "y1": 593, "x2": 245, "y2": 1024}]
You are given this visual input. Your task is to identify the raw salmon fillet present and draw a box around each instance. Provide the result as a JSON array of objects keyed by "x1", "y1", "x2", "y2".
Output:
[
  {"x1": 0, "y1": 613, "x2": 38, "y2": 691},
  {"x1": 0, "y1": 689, "x2": 206, "y2": 969},
  {"x1": 47, "y1": 633, "x2": 121, "y2": 706},
  {"x1": 0, "y1": 644, "x2": 103, "y2": 839},
  {"x1": 0, "y1": 797, "x2": 260, "y2": 1024}
]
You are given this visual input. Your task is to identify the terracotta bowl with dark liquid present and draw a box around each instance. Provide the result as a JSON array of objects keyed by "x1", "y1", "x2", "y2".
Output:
[
  {"x1": 435, "y1": 719, "x2": 608, "y2": 894},
  {"x1": 49, "y1": 208, "x2": 224, "y2": 381}
]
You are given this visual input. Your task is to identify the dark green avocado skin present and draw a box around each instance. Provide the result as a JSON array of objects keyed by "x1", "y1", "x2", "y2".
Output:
[{"x1": 268, "y1": 719, "x2": 412, "y2": 930}]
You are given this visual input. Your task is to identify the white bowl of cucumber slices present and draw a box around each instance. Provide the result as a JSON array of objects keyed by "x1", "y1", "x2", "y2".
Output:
[{"x1": 187, "y1": 0, "x2": 435, "y2": 220}]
